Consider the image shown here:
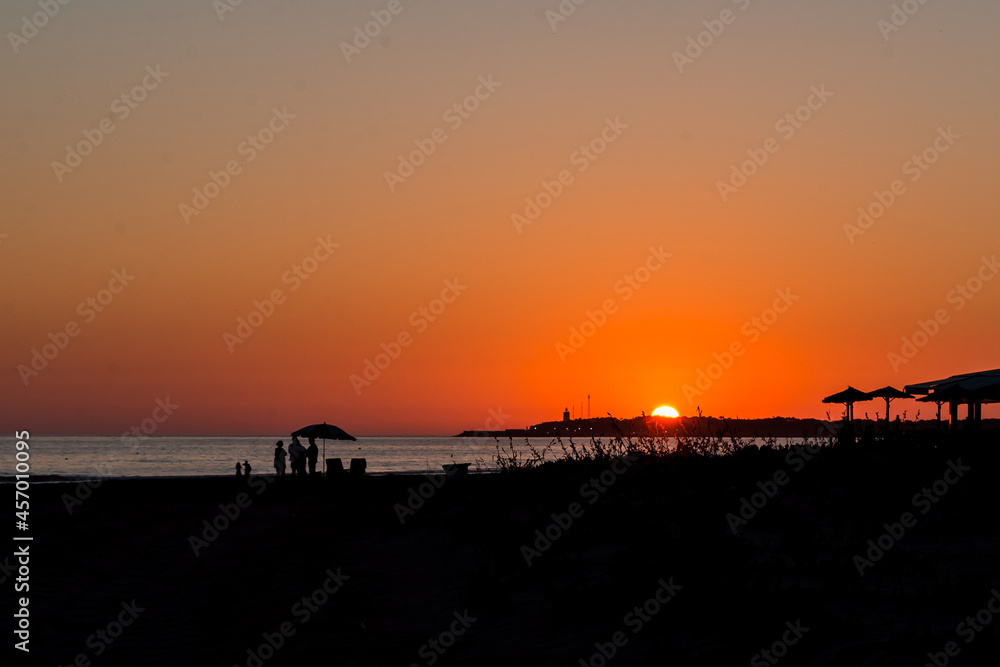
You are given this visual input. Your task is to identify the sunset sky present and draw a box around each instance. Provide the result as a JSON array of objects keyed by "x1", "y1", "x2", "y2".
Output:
[{"x1": 3, "y1": 0, "x2": 998, "y2": 435}]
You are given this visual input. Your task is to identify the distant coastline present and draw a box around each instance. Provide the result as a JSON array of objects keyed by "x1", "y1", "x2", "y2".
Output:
[{"x1": 456, "y1": 415, "x2": 1000, "y2": 439}]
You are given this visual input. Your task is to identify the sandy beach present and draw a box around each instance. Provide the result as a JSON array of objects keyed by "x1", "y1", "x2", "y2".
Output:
[{"x1": 7, "y1": 434, "x2": 1000, "y2": 666}]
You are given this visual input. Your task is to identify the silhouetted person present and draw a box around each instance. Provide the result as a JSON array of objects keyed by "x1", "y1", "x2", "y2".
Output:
[
  {"x1": 289, "y1": 436, "x2": 307, "y2": 477},
  {"x1": 235, "y1": 462, "x2": 243, "y2": 479},
  {"x1": 243, "y1": 460, "x2": 252, "y2": 478},
  {"x1": 274, "y1": 441, "x2": 287, "y2": 477},
  {"x1": 306, "y1": 437, "x2": 319, "y2": 476}
]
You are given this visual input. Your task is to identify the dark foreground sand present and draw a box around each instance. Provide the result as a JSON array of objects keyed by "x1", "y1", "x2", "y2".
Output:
[{"x1": 6, "y1": 435, "x2": 1000, "y2": 666}]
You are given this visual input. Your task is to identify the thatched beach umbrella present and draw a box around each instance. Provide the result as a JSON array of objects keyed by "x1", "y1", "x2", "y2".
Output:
[
  {"x1": 291, "y1": 422, "x2": 356, "y2": 473},
  {"x1": 865, "y1": 386, "x2": 913, "y2": 422},
  {"x1": 822, "y1": 386, "x2": 872, "y2": 424}
]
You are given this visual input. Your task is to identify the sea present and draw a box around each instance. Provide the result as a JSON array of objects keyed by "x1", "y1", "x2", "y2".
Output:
[
  {"x1": 5, "y1": 435, "x2": 547, "y2": 479},
  {"x1": 6, "y1": 434, "x2": 807, "y2": 479}
]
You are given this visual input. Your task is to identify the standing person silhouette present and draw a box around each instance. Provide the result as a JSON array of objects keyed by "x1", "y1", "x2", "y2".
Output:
[
  {"x1": 289, "y1": 436, "x2": 306, "y2": 477},
  {"x1": 306, "y1": 438, "x2": 319, "y2": 476},
  {"x1": 235, "y1": 462, "x2": 243, "y2": 479},
  {"x1": 273, "y1": 441, "x2": 287, "y2": 477},
  {"x1": 243, "y1": 460, "x2": 252, "y2": 478}
]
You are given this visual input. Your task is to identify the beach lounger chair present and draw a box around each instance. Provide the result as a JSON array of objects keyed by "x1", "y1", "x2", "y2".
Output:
[{"x1": 325, "y1": 458, "x2": 345, "y2": 477}]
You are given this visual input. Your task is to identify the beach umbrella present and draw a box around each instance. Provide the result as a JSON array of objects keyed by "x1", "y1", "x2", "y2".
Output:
[
  {"x1": 291, "y1": 422, "x2": 356, "y2": 473},
  {"x1": 865, "y1": 386, "x2": 913, "y2": 422},
  {"x1": 822, "y1": 386, "x2": 872, "y2": 423}
]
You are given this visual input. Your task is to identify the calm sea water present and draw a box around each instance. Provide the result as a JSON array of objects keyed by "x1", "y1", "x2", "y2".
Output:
[
  {"x1": 5, "y1": 435, "x2": 807, "y2": 479},
  {"x1": 5, "y1": 435, "x2": 538, "y2": 478}
]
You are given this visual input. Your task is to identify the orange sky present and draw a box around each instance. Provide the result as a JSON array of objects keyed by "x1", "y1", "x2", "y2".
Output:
[{"x1": 2, "y1": 0, "x2": 998, "y2": 435}]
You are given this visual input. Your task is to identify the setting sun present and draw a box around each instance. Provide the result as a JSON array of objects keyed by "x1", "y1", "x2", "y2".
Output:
[{"x1": 652, "y1": 406, "x2": 680, "y2": 418}]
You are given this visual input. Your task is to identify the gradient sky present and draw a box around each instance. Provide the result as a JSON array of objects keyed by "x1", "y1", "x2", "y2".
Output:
[{"x1": 2, "y1": 0, "x2": 998, "y2": 435}]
